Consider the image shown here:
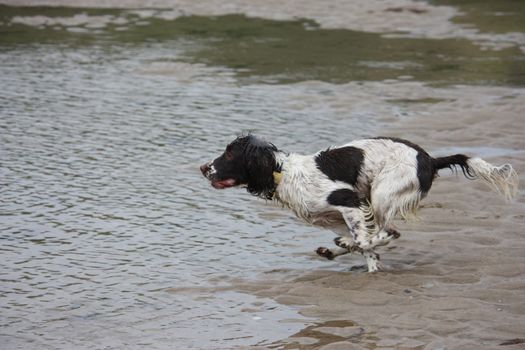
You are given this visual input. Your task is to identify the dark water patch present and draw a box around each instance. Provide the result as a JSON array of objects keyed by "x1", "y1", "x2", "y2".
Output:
[
  {"x1": 387, "y1": 97, "x2": 454, "y2": 104},
  {"x1": 500, "y1": 338, "x2": 525, "y2": 346},
  {"x1": 1, "y1": 5, "x2": 524, "y2": 86},
  {"x1": 431, "y1": 0, "x2": 525, "y2": 34},
  {"x1": 270, "y1": 319, "x2": 373, "y2": 350},
  {"x1": 0, "y1": 5, "x2": 120, "y2": 45}
]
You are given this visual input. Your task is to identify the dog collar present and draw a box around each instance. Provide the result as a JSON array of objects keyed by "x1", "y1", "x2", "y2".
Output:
[
  {"x1": 268, "y1": 171, "x2": 282, "y2": 201},
  {"x1": 273, "y1": 171, "x2": 282, "y2": 185}
]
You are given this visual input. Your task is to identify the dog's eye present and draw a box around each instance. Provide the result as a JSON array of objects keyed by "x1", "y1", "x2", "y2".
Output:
[{"x1": 225, "y1": 151, "x2": 233, "y2": 160}]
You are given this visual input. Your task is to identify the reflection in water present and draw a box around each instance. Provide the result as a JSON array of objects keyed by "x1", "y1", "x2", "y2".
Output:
[{"x1": 274, "y1": 320, "x2": 371, "y2": 350}]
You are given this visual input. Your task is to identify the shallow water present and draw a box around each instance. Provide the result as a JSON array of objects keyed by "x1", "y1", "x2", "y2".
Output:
[
  {"x1": 0, "y1": 44, "x2": 331, "y2": 349},
  {"x1": 1, "y1": 3, "x2": 524, "y2": 349}
]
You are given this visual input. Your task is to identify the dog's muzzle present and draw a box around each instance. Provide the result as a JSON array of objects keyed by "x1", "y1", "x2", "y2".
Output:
[
  {"x1": 200, "y1": 162, "x2": 237, "y2": 189},
  {"x1": 200, "y1": 162, "x2": 214, "y2": 179}
]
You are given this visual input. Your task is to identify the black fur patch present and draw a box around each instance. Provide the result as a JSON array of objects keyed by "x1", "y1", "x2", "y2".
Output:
[
  {"x1": 416, "y1": 152, "x2": 434, "y2": 193},
  {"x1": 210, "y1": 134, "x2": 279, "y2": 199},
  {"x1": 374, "y1": 137, "x2": 435, "y2": 193},
  {"x1": 315, "y1": 146, "x2": 364, "y2": 186},
  {"x1": 433, "y1": 154, "x2": 473, "y2": 178},
  {"x1": 327, "y1": 189, "x2": 361, "y2": 207},
  {"x1": 242, "y1": 136, "x2": 279, "y2": 199}
]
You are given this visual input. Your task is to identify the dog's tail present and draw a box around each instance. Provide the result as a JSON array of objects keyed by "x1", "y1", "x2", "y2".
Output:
[{"x1": 433, "y1": 154, "x2": 519, "y2": 200}]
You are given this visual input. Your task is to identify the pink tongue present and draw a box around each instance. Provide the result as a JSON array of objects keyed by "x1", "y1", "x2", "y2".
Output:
[{"x1": 212, "y1": 178, "x2": 236, "y2": 189}]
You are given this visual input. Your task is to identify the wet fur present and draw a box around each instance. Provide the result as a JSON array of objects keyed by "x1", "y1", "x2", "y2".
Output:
[{"x1": 201, "y1": 135, "x2": 519, "y2": 272}]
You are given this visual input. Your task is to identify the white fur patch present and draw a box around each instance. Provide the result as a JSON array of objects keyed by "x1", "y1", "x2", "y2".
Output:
[
  {"x1": 251, "y1": 138, "x2": 517, "y2": 272},
  {"x1": 467, "y1": 158, "x2": 519, "y2": 201}
]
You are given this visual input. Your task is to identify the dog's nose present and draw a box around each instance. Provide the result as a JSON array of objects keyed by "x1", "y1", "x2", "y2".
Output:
[{"x1": 200, "y1": 163, "x2": 210, "y2": 176}]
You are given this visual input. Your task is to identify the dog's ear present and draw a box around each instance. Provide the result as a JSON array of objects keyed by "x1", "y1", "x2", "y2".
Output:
[{"x1": 243, "y1": 136, "x2": 278, "y2": 199}]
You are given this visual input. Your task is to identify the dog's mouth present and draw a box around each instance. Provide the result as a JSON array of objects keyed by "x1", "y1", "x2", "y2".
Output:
[{"x1": 211, "y1": 178, "x2": 237, "y2": 189}]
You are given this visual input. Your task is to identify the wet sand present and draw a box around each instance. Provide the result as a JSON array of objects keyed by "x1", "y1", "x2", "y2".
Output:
[{"x1": 231, "y1": 85, "x2": 525, "y2": 349}]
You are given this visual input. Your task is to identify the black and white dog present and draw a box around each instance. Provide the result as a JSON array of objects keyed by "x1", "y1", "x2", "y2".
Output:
[{"x1": 200, "y1": 135, "x2": 518, "y2": 272}]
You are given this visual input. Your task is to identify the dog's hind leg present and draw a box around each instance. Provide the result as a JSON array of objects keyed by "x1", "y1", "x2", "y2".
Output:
[
  {"x1": 362, "y1": 249, "x2": 382, "y2": 272},
  {"x1": 370, "y1": 163, "x2": 422, "y2": 229}
]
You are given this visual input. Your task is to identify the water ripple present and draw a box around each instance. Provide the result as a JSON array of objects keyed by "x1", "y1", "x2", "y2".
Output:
[{"x1": 0, "y1": 39, "x2": 406, "y2": 348}]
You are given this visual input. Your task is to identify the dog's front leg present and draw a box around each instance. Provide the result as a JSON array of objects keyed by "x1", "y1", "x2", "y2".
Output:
[
  {"x1": 336, "y1": 207, "x2": 384, "y2": 272},
  {"x1": 315, "y1": 246, "x2": 350, "y2": 260},
  {"x1": 337, "y1": 207, "x2": 372, "y2": 250}
]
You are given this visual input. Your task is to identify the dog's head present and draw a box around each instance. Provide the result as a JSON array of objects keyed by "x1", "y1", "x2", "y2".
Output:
[{"x1": 200, "y1": 135, "x2": 279, "y2": 199}]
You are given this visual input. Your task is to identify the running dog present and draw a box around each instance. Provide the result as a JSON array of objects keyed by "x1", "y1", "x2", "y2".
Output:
[{"x1": 200, "y1": 135, "x2": 518, "y2": 272}]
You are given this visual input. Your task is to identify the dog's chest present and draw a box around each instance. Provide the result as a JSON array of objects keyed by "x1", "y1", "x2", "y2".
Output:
[{"x1": 274, "y1": 156, "x2": 336, "y2": 222}]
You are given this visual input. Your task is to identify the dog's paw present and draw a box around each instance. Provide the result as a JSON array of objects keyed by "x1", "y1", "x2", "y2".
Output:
[
  {"x1": 316, "y1": 247, "x2": 335, "y2": 260},
  {"x1": 386, "y1": 228, "x2": 401, "y2": 239},
  {"x1": 334, "y1": 236, "x2": 353, "y2": 249}
]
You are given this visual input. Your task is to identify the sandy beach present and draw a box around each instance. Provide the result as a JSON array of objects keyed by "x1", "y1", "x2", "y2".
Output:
[{"x1": 1, "y1": 1, "x2": 524, "y2": 349}]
